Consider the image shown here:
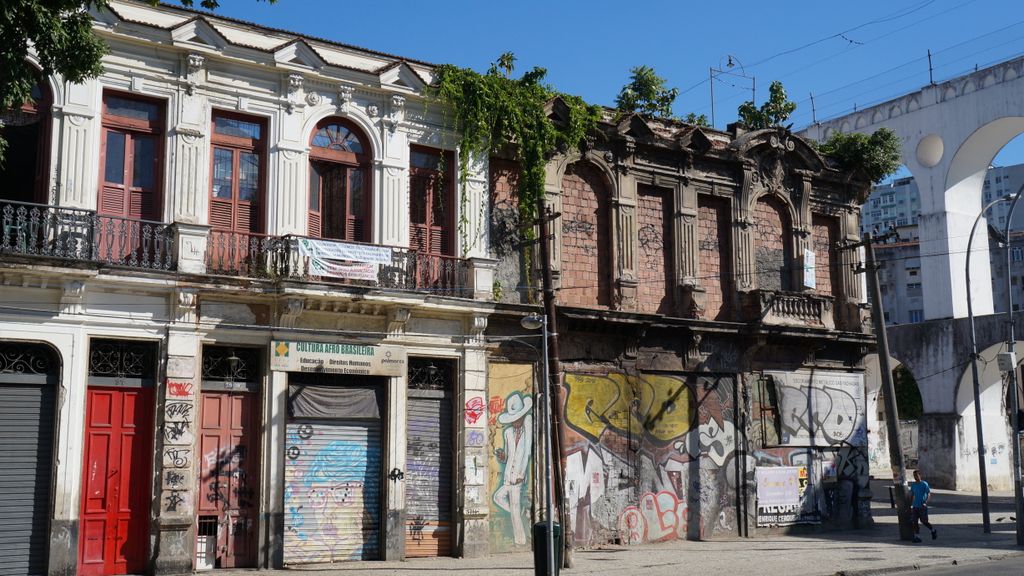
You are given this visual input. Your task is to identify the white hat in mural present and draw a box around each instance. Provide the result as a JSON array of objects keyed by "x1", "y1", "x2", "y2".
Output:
[{"x1": 497, "y1": 391, "x2": 533, "y2": 424}]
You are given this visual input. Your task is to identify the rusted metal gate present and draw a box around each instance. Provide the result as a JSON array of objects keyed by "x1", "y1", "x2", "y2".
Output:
[{"x1": 404, "y1": 358, "x2": 455, "y2": 557}]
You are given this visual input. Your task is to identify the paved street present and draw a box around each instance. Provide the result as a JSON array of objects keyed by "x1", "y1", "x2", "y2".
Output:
[{"x1": 253, "y1": 480, "x2": 1024, "y2": 576}]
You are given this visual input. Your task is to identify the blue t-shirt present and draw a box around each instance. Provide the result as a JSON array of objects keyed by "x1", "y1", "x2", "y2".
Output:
[{"x1": 910, "y1": 480, "x2": 930, "y2": 508}]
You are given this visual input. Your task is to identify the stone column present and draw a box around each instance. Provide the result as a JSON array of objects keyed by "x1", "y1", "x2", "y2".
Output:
[
  {"x1": 676, "y1": 176, "x2": 704, "y2": 317},
  {"x1": 461, "y1": 331, "x2": 490, "y2": 557},
  {"x1": 468, "y1": 256, "x2": 499, "y2": 300},
  {"x1": 154, "y1": 290, "x2": 201, "y2": 574},
  {"x1": 174, "y1": 222, "x2": 210, "y2": 274}
]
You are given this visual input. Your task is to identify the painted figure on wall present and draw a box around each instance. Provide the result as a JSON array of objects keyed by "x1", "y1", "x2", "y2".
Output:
[{"x1": 492, "y1": 391, "x2": 533, "y2": 546}]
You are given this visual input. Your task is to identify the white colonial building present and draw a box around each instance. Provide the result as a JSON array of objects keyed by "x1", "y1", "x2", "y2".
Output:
[{"x1": 0, "y1": 1, "x2": 500, "y2": 574}]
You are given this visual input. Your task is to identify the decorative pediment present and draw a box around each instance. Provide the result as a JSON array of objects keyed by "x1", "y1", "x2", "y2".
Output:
[
  {"x1": 730, "y1": 128, "x2": 825, "y2": 174},
  {"x1": 377, "y1": 61, "x2": 427, "y2": 92},
  {"x1": 273, "y1": 38, "x2": 327, "y2": 71},
  {"x1": 677, "y1": 126, "x2": 712, "y2": 154},
  {"x1": 545, "y1": 96, "x2": 571, "y2": 128},
  {"x1": 170, "y1": 17, "x2": 230, "y2": 50},
  {"x1": 616, "y1": 114, "x2": 655, "y2": 140}
]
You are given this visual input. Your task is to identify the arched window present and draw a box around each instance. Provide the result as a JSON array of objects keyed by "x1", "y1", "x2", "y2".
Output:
[
  {"x1": 307, "y1": 119, "x2": 371, "y2": 241},
  {"x1": 0, "y1": 75, "x2": 52, "y2": 204},
  {"x1": 753, "y1": 195, "x2": 793, "y2": 291},
  {"x1": 560, "y1": 162, "x2": 612, "y2": 308}
]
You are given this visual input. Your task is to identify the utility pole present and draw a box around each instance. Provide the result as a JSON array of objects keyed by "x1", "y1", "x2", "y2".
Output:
[
  {"x1": 535, "y1": 203, "x2": 572, "y2": 567},
  {"x1": 927, "y1": 49, "x2": 935, "y2": 85},
  {"x1": 844, "y1": 231, "x2": 914, "y2": 541}
]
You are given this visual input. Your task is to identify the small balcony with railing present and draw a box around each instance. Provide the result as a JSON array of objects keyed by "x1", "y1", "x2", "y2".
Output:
[
  {"x1": 0, "y1": 199, "x2": 176, "y2": 272},
  {"x1": 745, "y1": 289, "x2": 836, "y2": 331},
  {"x1": 204, "y1": 229, "x2": 477, "y2": 298}
]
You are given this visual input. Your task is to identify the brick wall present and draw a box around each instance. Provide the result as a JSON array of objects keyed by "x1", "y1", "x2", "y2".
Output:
[
  {"x1": 489, "y1": 158, "x2": 530, "y2": 303},
  {"x1": 811, "y1": 214, "x2": 840, "y2": 297},
  {"x1": 753, "y1": 196, "x2": 792, "y2": 291},
  {"x1": 559, "y1": 162, "x2": 612, "y2": 308},
  {"x1": 637, "y1": 185, "x2": 673, "y2": 314},
  {"x1": 698, "y1": 196, "x2": 732, "y2": 320}
]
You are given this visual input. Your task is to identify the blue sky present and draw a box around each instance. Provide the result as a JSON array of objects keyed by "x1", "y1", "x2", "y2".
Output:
[{"x1": 209, "y1": 0, "x2": 1024, "y2": 165}]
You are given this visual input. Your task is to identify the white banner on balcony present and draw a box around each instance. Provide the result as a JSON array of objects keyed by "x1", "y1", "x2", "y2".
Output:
[
  {"x1": 307, "y1": 257, "x2": 379, "y2": 281},
  {"x1": 297, "y1": 237, "x2": 392, "y2": 264}
]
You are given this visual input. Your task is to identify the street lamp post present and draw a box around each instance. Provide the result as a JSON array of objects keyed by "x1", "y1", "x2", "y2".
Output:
[
  {"x1": 965, "y1": 195, "x2": 1014, "y2": 533},
  {"x1": 521, "y1": 313, "x2": 556, "y2": 575},
  {"x1": 1003, "y1": 186, "x2": 1024, "y2": 547}
]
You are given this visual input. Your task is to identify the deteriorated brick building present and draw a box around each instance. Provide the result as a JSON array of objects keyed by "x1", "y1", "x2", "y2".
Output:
[{"x1": 486, "y1": 111, "x2": 877, "y2": 550}]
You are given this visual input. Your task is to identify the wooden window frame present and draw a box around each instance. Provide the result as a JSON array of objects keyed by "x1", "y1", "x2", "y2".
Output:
[
  {"x1": 307, "y1": 118, "x2": 372, "y2": 242},
  {"x1": 409, "y1": 145, "x2": 455, "y2": 256},
  {"x1": 209, "y1": 110, "x2": 267, "y2": 233},
  {"x1": 98, "y1": 91, "x2": 165, "y2": 220}
]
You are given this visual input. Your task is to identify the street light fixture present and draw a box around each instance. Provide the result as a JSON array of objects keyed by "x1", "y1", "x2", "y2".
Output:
[
  {"x1": 520, "y1": 313, "x2": 557, "y2": 576},
  {"x1": 1002, "y1": 184, "x2": 1024, "y2": 547},
  {"x1": 965, "y1": 194, "x2": 1016, "y2": 533}
]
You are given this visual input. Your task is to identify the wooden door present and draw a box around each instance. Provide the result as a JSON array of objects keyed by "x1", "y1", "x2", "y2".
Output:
[
  {"x1": 197, "y1": 392, "x2": 259, "y2": 568},
  {"x1": 79, "y1": 387, "x2": 154, "y2": 576}
]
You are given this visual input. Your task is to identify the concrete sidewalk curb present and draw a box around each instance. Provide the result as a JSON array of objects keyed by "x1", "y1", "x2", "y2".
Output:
[{"x1": 832, "y1": 551, "x2": 1024, "y2": 576}]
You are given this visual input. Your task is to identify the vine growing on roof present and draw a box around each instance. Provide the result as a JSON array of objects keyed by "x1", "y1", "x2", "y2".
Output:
[{"x1": 428, "y1": 52, "x2": 601, "y2": 253}]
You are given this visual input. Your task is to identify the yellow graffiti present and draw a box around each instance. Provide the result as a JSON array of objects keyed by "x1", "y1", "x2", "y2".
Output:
[{"x1": 565, "y1": 372, "x2": 695, "y2": 444}]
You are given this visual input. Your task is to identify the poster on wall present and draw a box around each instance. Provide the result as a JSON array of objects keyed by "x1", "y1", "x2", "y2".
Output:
[
  {"x1": 270, "y1": 341, "x2": 407, "y2": 376},
  {"x1": 765, "y1": 370, "x2": 867, "y2": 447},
  {"x1": 756, "y1": 466, "x2": 818, "y2": 526}
]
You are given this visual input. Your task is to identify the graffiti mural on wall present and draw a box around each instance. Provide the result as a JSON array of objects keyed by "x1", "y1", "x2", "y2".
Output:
[
  {"x1": 563, "y1": 372, "x2": 739, "y2": 546},
  {"x1": 487, "y1": 364, "x2": 535, "y2": 552}
]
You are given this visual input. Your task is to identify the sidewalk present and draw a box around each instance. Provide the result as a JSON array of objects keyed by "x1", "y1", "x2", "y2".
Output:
[{"x1": 257, "y1": 480, "x2": 1024, "y2": 576}]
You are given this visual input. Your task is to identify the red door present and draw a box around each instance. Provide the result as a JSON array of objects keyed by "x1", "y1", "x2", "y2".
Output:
[
  {"x1": 197, "y1": 392, "x2": 259, "y2": 567},
  {"x1": 79, "y1": 386, "x2": 154, "y2": 576}
]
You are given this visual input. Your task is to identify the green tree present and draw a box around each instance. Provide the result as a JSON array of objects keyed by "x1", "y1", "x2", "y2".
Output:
[
  {"x1": 615, "y1": 65, "x2": 679, "y2": 119},
  {"x1": 817, "y1": 127, "x2": 903, "y2": 184},
  {"x1": 737, "y1": 80, "x2": 797, "y2": 130},
  {"x1": 0, "y1": 0, "x2": 273, "y2": 159}
]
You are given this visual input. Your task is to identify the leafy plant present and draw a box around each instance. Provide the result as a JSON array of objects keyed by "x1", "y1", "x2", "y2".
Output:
[
  {"x1": 429, "y1": 53, "x2": 601, "y2": 252},
  {"x1": 615, "y1": 65, "x2": 679, "y2": 119},
  {"x1": 817, "y1": 127, "x2": 903, "y2": 184},
  {"x1": 737, "y1": 80, "x2": 797, "y2": 130},
  {"x1": 683, "y1": 112, "x2": 710, "y2": 128}
]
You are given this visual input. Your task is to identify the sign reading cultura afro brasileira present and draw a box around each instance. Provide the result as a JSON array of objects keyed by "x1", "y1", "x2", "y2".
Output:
[{"x1": 270, "y1": 340, "x2": 407, "y2": 376}]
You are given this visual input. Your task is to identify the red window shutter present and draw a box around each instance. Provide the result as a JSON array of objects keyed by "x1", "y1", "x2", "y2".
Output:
[
  {"x1": 307, "y1": 212, "x2": 320, "y2": 239},
  {"x1": 210, "y1": 198, "x2": 234, "y2": 230},
  {"x1": 129, "y1": 189, "x2": 157, "y2": 221},
  {"x1": 237, "y1": 201, "x2": 254, "y2": 234},
  {"x1": 99, "y1": 186, "x2": 126, "y2": 217}
]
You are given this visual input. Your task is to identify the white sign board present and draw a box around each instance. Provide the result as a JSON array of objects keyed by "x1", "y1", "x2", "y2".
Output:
[
  {"x1": 270, "y1": 341, "x2": 407, "y2": 376},
  {"x1": 765, "y1": 370, "x2": 867, "y2": 447},
  {"x1": 803, "y1": 248, "x2": 816, "y2": 289}
]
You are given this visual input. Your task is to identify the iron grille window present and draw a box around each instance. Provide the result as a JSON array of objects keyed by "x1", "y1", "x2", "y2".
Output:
[
  {"x1": 201, "y1": 345, "x2": 260, "y2": 391},
  {"x1": 408, "y1": 357, "x2": 455, "y2": 392},
  {"x1": 0, "y1": 341, "x2": 58, "y2": 385},
  {"x1": 88, "y1": 339, "x2": 157, "y2": 387}
]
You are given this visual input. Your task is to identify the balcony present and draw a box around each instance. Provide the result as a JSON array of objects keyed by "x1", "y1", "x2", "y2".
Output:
[
  {"x1": 748, "y1": 289, "x2": 836, "y2": 330},
  {"x1": 0, "y1": 199, "x2": 175, "y2": 271},
  {"x1": 206, "y1": 230, "x2": 471, "y2": 298}
]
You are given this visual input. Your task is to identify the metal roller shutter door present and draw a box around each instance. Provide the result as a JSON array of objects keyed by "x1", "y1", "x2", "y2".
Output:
[
  {"x1": 405, "y1": 392, "x2": 453, "y2": 557},
  {"x1": 284, "y1": 420, "x2": 382, "y2": 563},
  {"x1": 0, "y1": 384, "x2": 55, "y2": 576}
]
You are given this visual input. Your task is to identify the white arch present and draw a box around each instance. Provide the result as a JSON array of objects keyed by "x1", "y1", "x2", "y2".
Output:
[
  {"x1": 945, "y1": 117, "x2": 1024, "y2": 211},
  {"x1": 953, "y1": 340, "x2": 1016, "y2": 490}
]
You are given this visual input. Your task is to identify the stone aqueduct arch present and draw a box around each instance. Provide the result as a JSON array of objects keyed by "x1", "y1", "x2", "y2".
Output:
[
  {"x1": 799, "y1": 57, "x2": 1024, "y2": 491},
  {"x1": 800, "y1": 55, "x2": 1024, "y2": 322}
]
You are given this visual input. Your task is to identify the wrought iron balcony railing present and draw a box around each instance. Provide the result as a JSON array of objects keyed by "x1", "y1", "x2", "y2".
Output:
[
  {"x1": 0, "y1": 199, "x2": 175, "y2": 271},
  {"x1": 205, "y1": 232, "x2": 471, "y2": 297}
]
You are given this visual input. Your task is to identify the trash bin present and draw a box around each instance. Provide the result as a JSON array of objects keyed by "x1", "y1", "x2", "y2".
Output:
[{"x1": 532, "y1": 522, "x2": 562, "y2": 576}]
